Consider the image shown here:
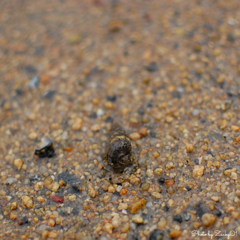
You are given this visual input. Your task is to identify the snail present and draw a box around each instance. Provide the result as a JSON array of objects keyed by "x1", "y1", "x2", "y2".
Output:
[{"x1": 104, "y1": 122, "x2": 134, "y2": 172}]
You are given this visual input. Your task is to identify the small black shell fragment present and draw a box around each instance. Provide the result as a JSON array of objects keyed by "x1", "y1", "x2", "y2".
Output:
[
  {"x1": 104, "y1": 122, "x2": 133, "y2": 172},
  {"x1": 72, "y1": 181, "x2": 86, "y2": 192},
  {"x1": 149, "y1": 229, "x2": 164, "y2": 240},
  {"x1": 34, "y1": 138, "x2": 55, "y2": 158}
]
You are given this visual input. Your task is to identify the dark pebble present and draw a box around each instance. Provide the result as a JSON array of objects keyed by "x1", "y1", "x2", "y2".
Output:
[
  {"x1": 163, "y1": 204, "x2": 169, "y2": 212},
  {"x1": 34, "y1": 139, "x2": 55, "y2": 158},
  {"x1": 15, "y1": 89, "x2": 24, "y2": 96},
  {"x1": 158, "y1": 178, "x2": 165, "y2": 185},
  {"x1": 195, "y1": 202, "x2": 209, "y2": 217},
  {"x1": 150, "y1": 131, "x2": 156, "y2": 138},
  {"x1": 147, "y1": 102, "x2": 153, "y2": 108},
  {"x1": 29, "y1": 175, "x2": 41, "y2": 183},
  {"x1": 44, "y1": 90, "x2": 56, "y2": 99},
  {"x1": 227, "y1": 33, "x2": 235, "y2": 43},
  {"x1": 195, "y1": 159, "x2": 199, "y2": 165},
  {"x1": 213, "y1": 209, "x2": 222, "y2": 217},
  {"x1": 72, "y1": 182, "x2": 85, "y2": 192},
  {"x1": 171, "y1": 91, "x2": 181, "y2": 99},
  {"x1": 113, "y1": 191, "x2": 120, "y2": 196},
  {"x1": 138, "y1": 107, "x2": 145, "y2": 116},
  {"x1": 22, "y1": 216, "x2": 28, "y2": 224},
  {"x1": 18, "y1": 216, "x2": 28, "y2": 225},
  {"x1": 173, "y1": 214, "x2": 183, "y2": 223},
  {"x1": 105, "y1": 116, "x2": 114, "y2": 123},
  {"x1": 146, "y1": 61, "x2": 158, "y2": 72},
  {"x1": 24, "y1": 65, "x2": 37, "y2": 75},
  {"x1": 106, "y1": 95, "x2": 117, "y2": 102},
  {"x1": 89, "y1": 112, "x2": 97, "y2": 119},
  {"x1": 72, "y1": 207, "x2": 79, "y2": 215},
  {"x1": 186, "y1": 186, "x2": 191, "y2": 191},
  {"x1": 149, "y1": 229, "x2": 164, "y2": 240}
]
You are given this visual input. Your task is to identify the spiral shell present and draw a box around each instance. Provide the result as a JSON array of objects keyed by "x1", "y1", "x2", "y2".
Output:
[{"x1": 105, "y1": 122, "x2": 133, "y2": 172}]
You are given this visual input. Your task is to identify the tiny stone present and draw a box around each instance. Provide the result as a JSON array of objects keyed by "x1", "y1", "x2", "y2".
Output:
[
  {"x1": 213, "y1": 209, "x2": 222, "y2": 217},
  {"x1": 149, "y1": 229, "x2": 164, "y2": 240},
  {"x1": 28, "y1": 132, "x2": 38, "y2": 140},
  {"x1": 158, "y1": 178, "x2": 165, "y2": 185},
  {"x1": 112, "y1": 214, "x2": 120, "y2": 228},
  {"x1": 22, "y1": 195, "x2": 34, "y2": 208},
  {"x1": 165, "y1": 179, "x2": 175, "y2": 187},
  {"x1": 186, "y1": 143, "x2": 194, "y2": 153},
  {"x1": 36, "y1": 196, "x2": 46, "y2": 203},
  {"x1": 184, "y1": 214, "x2": 191, "y2": 221},
  {"x1": 132, "y1": 214, "x2": 143, "y2": 224},
  {"x1": 193, "y1": 222, "x2": 201, "y2": 229},
  {"x1": 91, "y1": 124, "x2": 100, "y2": 132},
  {"x1": 97, "y1": 108, "x2": 105, "y2": 117},
  {"x1": 192, "y1": 109, "x2": 199, "y2": 116},
  {"x1": 10, "y1": 212, "x2": 17, "y2": 220},
  {"x1": 108, "y1": 185, "x2": 115, "y2": 193},
  {"x1": 83, "y1": 202, "x2": 90, "y2": 210},
  {"x1": 5, "y1": 177, "x2": 17, "y2": 185},
  {"x1": 88, "y1": 183, "x2": 97, "y2": 198},
  {"x1": 52, "y1": 182, "x2": 60, "y2": 192},
  {"x1": 141, "y1": 183, "x2": 150, "y2": 191},
  {"x1": 211, "y1": 196, "x2": 219, "y2": 202},
  {"x1": 151, "y1": 192, "x2": 162, "y2": 199},
  {"x1": 106, "y1": 95, "x2": 117, "y2": 102},
  {"x1": 154, "y1": 168, "x2": 163, "y2": 175},
  {"x1": 223, "y1": 216, "x2": 230, "y2": 225},
  {"x1": 193, "y1": 165, "x2": 205, "y2": 178},
  {"x1": 120, "y1": 223, "x2": 130, "y2": 233},
  {"x1": 220, "y1": 119, "x2": 228, "y2": 130},
  {"x1": 48, "y1": 219, "x2": 55, "y2": 227},
  {"x1": 201, "y1": 213, "x2": 216, "y2": 227},
  {"x1": 103, "y1": 223, "x2": 113, "y2": 234},
  {"x1": 72, "y1": 118, "x2": 83, "y2": 130},
  {"x1": 118, "y1": 203, "x2": 128, "y2": 210},
  {"x1": 231, "y1": 125, "x2": 239, "y2": 131},
  {"x1": 230, "y1": 172, "x2": 238, "y2": 180},
  {"x1": 146, "y1": 169, "x2": 154, "y2": 177},
  {"x1": 105, "y1": 101, "x2": 114, "y2": 109},
  {"x1": 14, "y1": 158, "x2": 24, "y2": 171},
  {"x1": 28, "y1": 76, "x2": 40, "y2": 89},
  {"x1": 129, "y1": 132, "x2": 141, "y2": 141},
  {"x1": 173, "y1": 214, "x2": 183, "y2": 223},
  {"x1": 128, "y1": 198, "x2": 146, "y2": 214},
  {"x1": 21, "y1": 216, "x2": 28, "y2": 224},
  {"x1": 157, "y1": 218, "x2": 167, "y2": 229},
  {"x1": 138, "y1": 127, "x2": 148, "y2": 137},
  {"x1": 48, "y1": 231, "x2": 58, "y2": 239},
  {"x1": 165, "y1": 115, "x2": 173, "y2": 123},
  {"x1": 120, "y1": 189, "x2": 128, "y2": 195},
  {"x1": 167, "y1": 186, "x2": 175, "y2": 195},
  {"x1": 146, "y1": 61, "x2": 158, "y2": 72},
  {"x1": 69, "y1": 194, "x2": 76, "y2": 201},
  {"x1": 165, "y1": 162, "x2": 175, "y2": 170},
  {"x1": 152, "y1": 151, "x2": 160, "y2": 158},
  {"x1": 169, "y1": 230, "x2": 182, "y2": 238},
  {"x1": 10, "y1": 202, "x2": 18, "y2": 210}
]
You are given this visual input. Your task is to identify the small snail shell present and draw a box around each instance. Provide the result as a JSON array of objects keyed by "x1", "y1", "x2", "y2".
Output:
[{"x1": 105, "y1": 122, "x2": 133, "y2": 172}]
